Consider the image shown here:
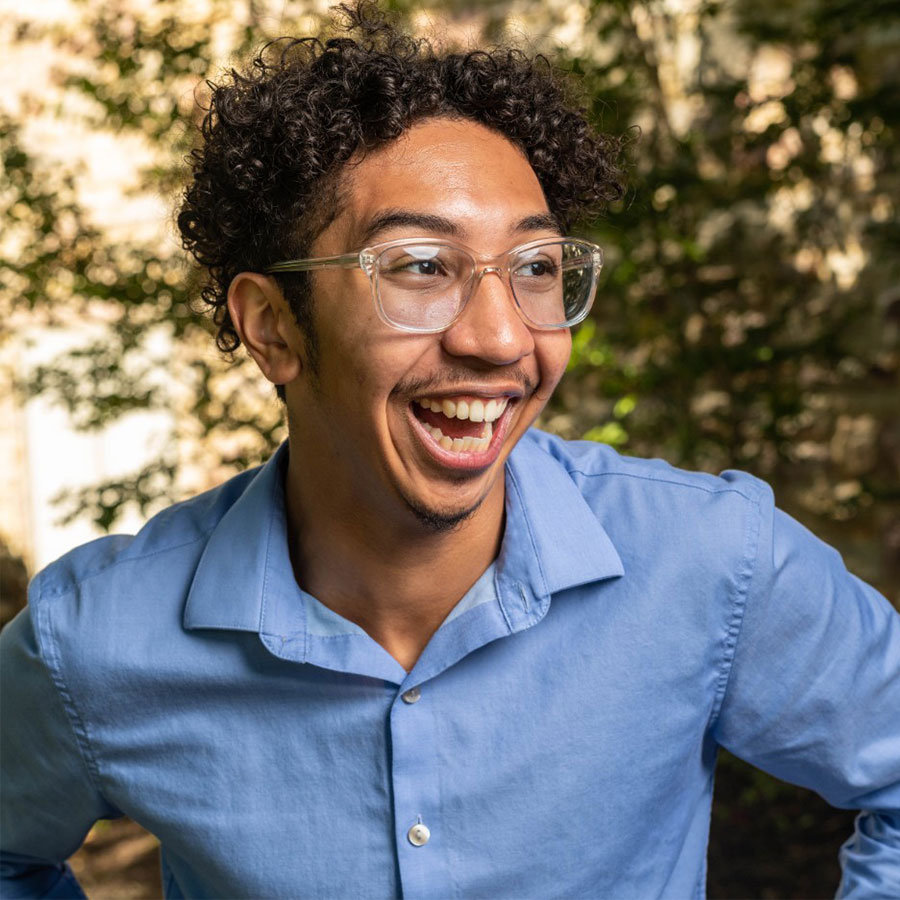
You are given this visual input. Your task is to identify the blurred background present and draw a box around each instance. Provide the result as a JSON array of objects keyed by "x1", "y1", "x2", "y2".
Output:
[{"x1": 1, "y1": 0, "x2": 897, "y2": 896}]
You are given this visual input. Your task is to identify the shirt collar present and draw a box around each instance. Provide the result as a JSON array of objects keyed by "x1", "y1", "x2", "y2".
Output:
[
  {"x1": 184, "y1": 442, "x2": 294, "y2": 634},
  {"x1": 495, "y1": 432, "x2": 624, "y2": 632},
  {"x1": 183, "y1": 432, "x2": 624, "y2": 637}
]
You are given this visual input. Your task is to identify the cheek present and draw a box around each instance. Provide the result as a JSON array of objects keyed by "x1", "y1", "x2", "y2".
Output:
[
  {"x1": 536, "y1": 331, "x2": 572, "y2": 392},
  {"x1": 332, "y1": 334, "x2": 432, "y2": 405}
]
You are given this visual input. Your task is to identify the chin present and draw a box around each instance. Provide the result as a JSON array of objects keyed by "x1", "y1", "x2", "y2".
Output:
[{"x1": 402, "y1": 491, "x2": 487, "y2": 534}]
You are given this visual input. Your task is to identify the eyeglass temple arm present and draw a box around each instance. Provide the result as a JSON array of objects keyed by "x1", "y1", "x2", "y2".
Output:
[{"x1": 266, "y1": 252, "x2": 362, "y2": 274}]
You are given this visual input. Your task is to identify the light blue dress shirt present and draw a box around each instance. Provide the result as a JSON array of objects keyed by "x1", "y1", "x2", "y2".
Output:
[{"x1": 2, "y1": 430, "x2": 899, "y2": 899}]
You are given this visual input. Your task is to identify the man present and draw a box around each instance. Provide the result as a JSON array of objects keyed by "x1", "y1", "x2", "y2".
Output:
[{"x1": 2, "y1": 3, "x2": 898, "y2": 898}]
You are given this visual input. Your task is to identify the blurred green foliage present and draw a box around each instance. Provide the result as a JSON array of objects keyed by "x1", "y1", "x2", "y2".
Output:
[
  {"x1": 543, "y1": 0, "x2": 900, "y2": 600},
  {"x1": 3, "y1": 0, "x2": 896, "y2": 596}
]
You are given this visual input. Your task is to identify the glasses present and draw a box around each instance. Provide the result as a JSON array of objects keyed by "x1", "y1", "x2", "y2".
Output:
[{"x1": 266, "y1": 237, "x2": 603, "y2": 333}]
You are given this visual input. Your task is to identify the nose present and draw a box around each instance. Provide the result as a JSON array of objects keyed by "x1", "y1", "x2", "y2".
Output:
[{"x1": 440, "y1": 268, "x2": 535, "y2": 366}]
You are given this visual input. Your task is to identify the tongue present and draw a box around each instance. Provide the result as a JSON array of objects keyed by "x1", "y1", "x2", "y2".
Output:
[{"x1": 415, "y1": 405, "x2": 487, "y2": 439}]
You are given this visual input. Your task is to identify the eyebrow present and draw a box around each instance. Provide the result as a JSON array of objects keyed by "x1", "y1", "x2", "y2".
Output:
[
  {"x1": 358, "y1": 209, "x2": 562, "y2": 246},
  {"x1": 514, "y1": 213, "x2": 562, "y2": 235},
  {"x1": 358, "y1": 211, "x2": 460, "y2": 246}
]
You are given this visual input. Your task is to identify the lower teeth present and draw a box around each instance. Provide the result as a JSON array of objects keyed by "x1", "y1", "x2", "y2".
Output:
[{"x1": 426, "y1": 421, "x2": 493, "y2": 453}]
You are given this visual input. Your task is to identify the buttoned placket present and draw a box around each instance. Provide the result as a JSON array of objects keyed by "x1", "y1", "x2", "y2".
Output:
[
  {"x1": 182, "y1": 437, "x2": 624, "y2": 897},
  {"x1": 390, "y1": 677, "x2": 453, "y2": 898}
]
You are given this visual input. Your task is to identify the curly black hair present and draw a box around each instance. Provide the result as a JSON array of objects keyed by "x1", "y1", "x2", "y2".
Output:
[{"x1": 177, "y1": 0, "x2": 625, "y2": 387}]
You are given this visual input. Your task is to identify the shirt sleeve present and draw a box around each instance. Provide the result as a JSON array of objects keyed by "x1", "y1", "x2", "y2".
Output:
[
  {"x1": 1, "y1": 592, "x2": 120, "y2": 899},
  {"x1": 712, "y1": 492, "x2": 900, "y2": 899}
]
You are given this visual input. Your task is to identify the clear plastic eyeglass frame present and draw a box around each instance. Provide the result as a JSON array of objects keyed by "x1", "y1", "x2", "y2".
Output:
[{"x1": 265, "y1": 236, "x2": 603, "y2": 334}]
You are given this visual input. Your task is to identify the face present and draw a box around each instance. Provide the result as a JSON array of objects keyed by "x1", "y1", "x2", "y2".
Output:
[{"x1": 284, "y1": 117, "x2": 572, "y2": 533}]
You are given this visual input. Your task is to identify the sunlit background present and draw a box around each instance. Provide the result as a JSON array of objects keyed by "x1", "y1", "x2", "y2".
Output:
[{"x1": 1, "y1": 0, "x2": 898, "y2": 896}]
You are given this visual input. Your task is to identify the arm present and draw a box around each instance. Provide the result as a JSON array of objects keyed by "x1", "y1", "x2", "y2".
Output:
[
  {"x1": 712, "y1": 498, "x2": 900, "y2": 898},
  {"x1": 1, "y1": 600, "x2": 120, "y2": 899}
]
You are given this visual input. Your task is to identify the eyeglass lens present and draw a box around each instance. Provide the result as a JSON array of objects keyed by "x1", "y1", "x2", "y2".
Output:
[{"x1": 373, "y1": 241, "x2": 596, "y2": 331}]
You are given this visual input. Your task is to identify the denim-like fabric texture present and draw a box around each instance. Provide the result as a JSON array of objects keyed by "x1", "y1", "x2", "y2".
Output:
[{"x1": 2, "y1": 430, "x2": 898, "y2": 899}]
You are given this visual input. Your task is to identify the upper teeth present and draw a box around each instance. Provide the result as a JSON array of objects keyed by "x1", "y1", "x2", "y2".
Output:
[{"x1": 417, "y1": 397, "x2": 509, "y2": 423}]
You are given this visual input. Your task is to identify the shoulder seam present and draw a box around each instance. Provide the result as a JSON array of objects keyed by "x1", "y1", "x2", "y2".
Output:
[
  {"x1": 31, "y1": 576, "x2": 108, "y2": 795},
  {"x1": 708, "y1": 488, "x2": 765, "y2": 727},
  {"x1": 561, "y1": 465, "x2": 764, "y2": 504},
  {"x1": 40, "y1": 532, "x2": 212, "y2": 599}
]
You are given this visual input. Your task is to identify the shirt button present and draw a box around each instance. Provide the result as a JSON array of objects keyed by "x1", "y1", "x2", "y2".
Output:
[
  {"x1": 401, "y1": 686, "x2": 421, "y2": 704},
  {"x1": 407, "y1": 823, "x2": 430, "y2": 846}
]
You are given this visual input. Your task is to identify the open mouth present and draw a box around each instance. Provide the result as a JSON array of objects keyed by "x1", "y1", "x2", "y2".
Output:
[
  {"x1": 408, "y1": 395, "x2": 516, "y2": 466},
  {"x1": 413, "y1": 397, "x2": 509, "y2": 452}
]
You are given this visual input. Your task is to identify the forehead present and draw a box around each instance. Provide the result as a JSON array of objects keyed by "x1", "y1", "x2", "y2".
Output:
[{"x1": 335, "y1": 118, "x2": 551, "y2": 248}]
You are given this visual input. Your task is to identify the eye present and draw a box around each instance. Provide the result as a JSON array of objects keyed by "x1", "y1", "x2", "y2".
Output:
[
  {"x1": 379, "y1": 245, "x2": 454, "y2": 280},
  {"x1": 514, "y1": 258, "x2": 558, "y2": 278},
  {"x1": 402, "y1": 258, "x2": 443, "y2": 276}
]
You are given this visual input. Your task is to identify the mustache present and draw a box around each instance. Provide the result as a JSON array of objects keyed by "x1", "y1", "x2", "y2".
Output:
[{"x1": 393, "y1": 367, "x2": 537, "y2": 398}]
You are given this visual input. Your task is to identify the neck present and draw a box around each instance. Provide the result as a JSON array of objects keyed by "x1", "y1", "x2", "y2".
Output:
[{"x1": 283, "y1": 448, "x2": 505, "y2": 672}]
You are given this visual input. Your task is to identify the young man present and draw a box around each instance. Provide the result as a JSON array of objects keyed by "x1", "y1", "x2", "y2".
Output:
[{"x1": 2, "y1": 4, "x2": 898, "y2": 898}]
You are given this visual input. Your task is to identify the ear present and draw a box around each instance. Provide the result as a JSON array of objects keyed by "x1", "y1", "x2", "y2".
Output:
[{"x1": 227, "y1": 273, "x2": 303, "y2": 385}]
